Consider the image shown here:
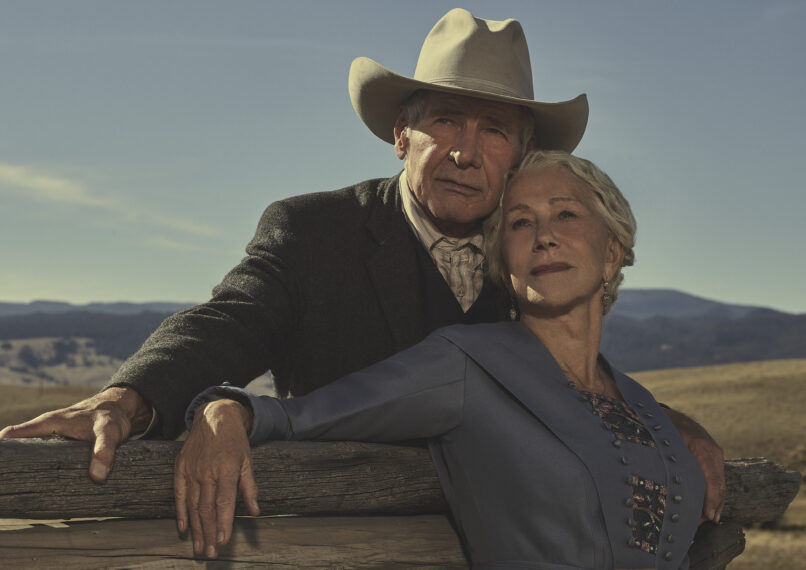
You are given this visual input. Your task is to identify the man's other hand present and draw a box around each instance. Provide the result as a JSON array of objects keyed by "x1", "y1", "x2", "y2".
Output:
[
  {"x1": 174, "y1": 399, "x2": 259, "y2": 559},
  {"x1": 663, "y1": 407, "x2": 726, "y2": 523},
  {"x1": 0, "y1": 386, "x2": 152, "y2": 482}
]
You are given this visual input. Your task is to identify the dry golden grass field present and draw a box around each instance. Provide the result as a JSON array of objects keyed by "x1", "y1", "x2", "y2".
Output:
[
  {"x1": 0, "y1": 384, "x2": 97, "y2": 427},
  {"x1": 634, "y1": 359, "x2": 806, "y2": 569},
  {"x1": 0, "y1": 357, "x2": 804, "y2": 568}
]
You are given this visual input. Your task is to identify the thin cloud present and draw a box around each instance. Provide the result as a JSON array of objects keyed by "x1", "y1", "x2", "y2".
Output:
[
  {"x1": 0, "y1": 162, "x2": 221, "y2": 237},
  {"x1": 0, "y1": 163, "x2": 115, "y2": 208},
  {"x1": 145, "y1": 236, "x2": 240, "y2": 255}
]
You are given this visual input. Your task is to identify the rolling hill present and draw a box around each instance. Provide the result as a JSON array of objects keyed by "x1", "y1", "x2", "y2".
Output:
[{"x1": 0, "y1": 290, "x2": 803, "y2": 382}]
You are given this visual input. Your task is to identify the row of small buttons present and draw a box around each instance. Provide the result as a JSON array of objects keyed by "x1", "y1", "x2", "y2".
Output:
[
  {"x1": 566, "y1": 383, "x2": 686, "y2": 565},
  {"x1": 634, "y1": 399, "x2": 687, "y2": 566}
]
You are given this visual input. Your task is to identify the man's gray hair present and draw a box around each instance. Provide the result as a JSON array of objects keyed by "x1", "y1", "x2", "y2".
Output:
[
  {"x1": 483, "y1": 150, "x2": 637, "y2": 315},
  {"x1": 401, "y1": 90, "x2": 535, "y2": 158}
]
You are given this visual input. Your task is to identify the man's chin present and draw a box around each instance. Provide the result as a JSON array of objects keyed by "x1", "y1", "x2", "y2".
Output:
[{"x1": 427, "y1": 213, "x2": 486, "y2": 238}]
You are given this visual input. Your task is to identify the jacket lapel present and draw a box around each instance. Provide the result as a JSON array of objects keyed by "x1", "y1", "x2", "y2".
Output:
[
  {"x1": 441, "y1": 322, "x2": 573, "y2": 409},
  {"x1": 364, "y1": 175, "x2": 425, "y2": 351}
]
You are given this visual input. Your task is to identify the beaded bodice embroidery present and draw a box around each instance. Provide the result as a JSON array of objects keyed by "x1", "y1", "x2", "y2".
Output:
[
  {"x1": 577, "y1": 390, "x2": 656, "y2": 448},
  {"x1": 574, "y1": 389, "x2": 666, "y2": 553}
]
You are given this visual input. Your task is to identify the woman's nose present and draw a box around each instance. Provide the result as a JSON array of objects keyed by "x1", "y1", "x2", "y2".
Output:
[{"x1": 533, "y1": 225, "x2": 558, "y2": 250}]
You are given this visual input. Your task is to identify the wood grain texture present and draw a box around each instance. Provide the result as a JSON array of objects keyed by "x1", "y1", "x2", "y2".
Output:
[
  {"x1": 0, "y1": 439, "x2": 798, "y2": 523},
  {"x1": 0, "y1": 439, "x2": 799, "y2": 569},
  {"x1": 0, "y1": 516, "x2": 752, "y2": 570},
  {"x1": 0, "y1": 515, "x2": 468, "y2": 569},
  {"x1": 722, "y1": 458, "x2": 802, "y2": 524},
  {"x1": 0, "y1": 438, "x2": 447, "y2": 519}
]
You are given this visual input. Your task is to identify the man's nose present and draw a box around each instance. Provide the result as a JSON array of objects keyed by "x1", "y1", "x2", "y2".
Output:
[{"x1": 449, "y1": 127, "x2": 482, "y2": 169}]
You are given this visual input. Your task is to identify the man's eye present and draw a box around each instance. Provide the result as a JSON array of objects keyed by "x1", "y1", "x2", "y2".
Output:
[
  {"x1": 435, "y1": 117, "x2": 453, "y2": 125},
  {"x1": 486, "y1": 127, "x2": 506, "y2": 137}
]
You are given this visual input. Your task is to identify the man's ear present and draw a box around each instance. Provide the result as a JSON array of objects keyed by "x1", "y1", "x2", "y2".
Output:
[
  {"x1": 393, "y1": 111, "x2": 409, "y2": 160},
  {"x1": 523, "y1": 136, "x2": 536, "y2": 155}
]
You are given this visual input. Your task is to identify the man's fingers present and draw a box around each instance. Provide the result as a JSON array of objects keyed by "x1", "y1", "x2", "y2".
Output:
[
  {"x1": 700, "y1": 455, "x2": 726, "y2": 522},
  {"x1": 175, "y1": 399, "x2": 257, "y2": 557},
  {"x1": 89, "y1": 417, "x2": 123, "y2": 483},
  {"x1": 215, "y1": 475, "x2": 239, "y2": 547},
  {"x1": 240, "y1": 459, "x2": 260, "y2": 517},
  {"x1": 174, "y1": 461, "x2": 189, "y2": 534},
  {"x1": 198, "y1": 480, "x2": 219, "y2": 558},
  {"x1": 0, "y1": 413, "x2": 65, "y2": 439},
  {"x1": 704, "y1": 481, "x2": 727, "y2": 522},
  {"x1": 187, "y1": 481, "x2": 204, "y2": 556}
]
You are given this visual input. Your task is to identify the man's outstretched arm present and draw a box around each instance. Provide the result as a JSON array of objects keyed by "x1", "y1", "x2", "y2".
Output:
[
  {"x1": 663, "y1": 407, "x2": 725, "y2": 522},
  {"x1": 0, "y1": 386, "x2": 152, "y2": 482}
]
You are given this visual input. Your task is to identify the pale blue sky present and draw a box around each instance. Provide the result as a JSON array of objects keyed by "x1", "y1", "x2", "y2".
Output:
[{"x1": 1, "y1": 1, "x2": 804, "y2": 312}]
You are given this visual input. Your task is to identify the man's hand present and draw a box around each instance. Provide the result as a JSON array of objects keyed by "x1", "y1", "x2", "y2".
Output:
[
  {"x1": 0, "y1": 386, "x2": 151, "y2": 482},
  {"x1": 663, "y1": 407, "x2": 726, "y2": 523},
  {"x1": 174, "y1": 399, "x2": 260, "y2": 558}
]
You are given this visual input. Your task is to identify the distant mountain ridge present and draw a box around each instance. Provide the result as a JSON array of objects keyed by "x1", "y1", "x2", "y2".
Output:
[
  {"x1": 602, "y1": 307, "x2": 806, "y2": 372},
  {"x1": 0, "y1": 300, "x2": 194, "y2": 318},
  {"x1": 608, "y1": 289, "x2": 763, "y2": 320},
  {"x1": 0, "y1": 290, "x2": 803, "y2": 374},
  {"x1": 2, "y1": 290, "x2": 793, "y2": 320}
]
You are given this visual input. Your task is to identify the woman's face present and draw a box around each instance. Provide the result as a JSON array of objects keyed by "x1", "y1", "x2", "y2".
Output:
[{"x1": 501, "y1": 165, "x2": 622, "y2": 316}]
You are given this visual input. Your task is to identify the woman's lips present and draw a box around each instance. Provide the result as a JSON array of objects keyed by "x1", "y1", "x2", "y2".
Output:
[{"x1": 531, "y1": 262, "x2": 572, "y2": 275}]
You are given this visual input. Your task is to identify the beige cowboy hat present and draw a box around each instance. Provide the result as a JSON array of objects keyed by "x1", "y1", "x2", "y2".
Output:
[{"x1": 348, "y1": 8, "x2": 588, "y2": 152}]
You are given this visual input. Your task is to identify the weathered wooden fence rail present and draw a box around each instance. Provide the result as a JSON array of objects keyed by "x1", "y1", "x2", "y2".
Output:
[{"x1": 0, "y1": 438, "x2": 801, "y2": 569}]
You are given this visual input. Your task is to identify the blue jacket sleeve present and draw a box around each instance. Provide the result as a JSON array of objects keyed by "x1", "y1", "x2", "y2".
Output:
[{"x1": 186, "y1": 333, "x2": 467, "y2": 446}]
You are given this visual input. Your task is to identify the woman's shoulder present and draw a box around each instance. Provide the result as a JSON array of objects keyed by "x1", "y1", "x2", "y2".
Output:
[{"x1": 432, "y1": 321, "x2": 526, "y2": 342}]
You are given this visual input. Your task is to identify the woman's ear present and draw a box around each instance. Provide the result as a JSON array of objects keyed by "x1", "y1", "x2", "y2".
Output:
[
  {"x1": 604, "y1": 237, "x2": 624, "y2": 281},
  {"x1": 393, "y1": 112, "x2": 409, "y2": 160}
]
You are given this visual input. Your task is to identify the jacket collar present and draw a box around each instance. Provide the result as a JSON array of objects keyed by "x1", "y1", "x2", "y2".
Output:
[{"x1": 364, "y1": 174, "x2": 425, "y2": 351}]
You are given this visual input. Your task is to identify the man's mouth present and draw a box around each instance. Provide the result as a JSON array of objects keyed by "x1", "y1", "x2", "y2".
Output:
[{"x1": 437, "y1": 178, "x2": 482, "y2": 193}]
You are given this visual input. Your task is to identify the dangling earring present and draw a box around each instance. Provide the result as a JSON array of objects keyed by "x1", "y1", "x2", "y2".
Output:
[
  {"x1": 601, "y1": 279, "x2": 611, "y2": 309},
  {"x1": 508, "y1": 293, "x2": 518, "y2": 321}
]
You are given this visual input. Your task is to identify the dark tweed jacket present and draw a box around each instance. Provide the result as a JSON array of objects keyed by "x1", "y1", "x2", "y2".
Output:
[{"x1": 105, "y1": 175, "x2": 509, "y2": 437}]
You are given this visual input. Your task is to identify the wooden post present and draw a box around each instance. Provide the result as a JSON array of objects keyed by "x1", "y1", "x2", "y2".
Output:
[
  {"x1": 0, "y1": 439, "x2": 798, "y2": 522},
  {"x1": 0, "y1": 438, "x2": 800, "y2": 569}
]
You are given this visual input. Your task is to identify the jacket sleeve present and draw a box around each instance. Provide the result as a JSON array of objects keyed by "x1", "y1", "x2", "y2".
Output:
[
  {"x1": 104, "y1": 198, "x2": 306, "y2": 438},
  {"x1": 186, "y1": 333, "x2": 467, "y2": 445}
]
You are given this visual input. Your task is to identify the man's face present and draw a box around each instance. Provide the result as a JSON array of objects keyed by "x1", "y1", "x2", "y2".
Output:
[{"x1": 395, "y1": 92, "x2": 524, "y2": 237}]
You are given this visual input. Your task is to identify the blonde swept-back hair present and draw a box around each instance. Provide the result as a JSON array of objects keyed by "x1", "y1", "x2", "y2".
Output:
[{"x1": 483, "y1": 150, "x2": 637, "y2": 315}]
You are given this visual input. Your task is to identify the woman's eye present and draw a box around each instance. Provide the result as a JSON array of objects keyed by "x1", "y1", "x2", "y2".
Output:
[
  {"x1": 511, "y1": 218, "x2": 531, "y2": 229},
  {"x1": 558, "y1": 210, "x2": 577, "y2": 220}
]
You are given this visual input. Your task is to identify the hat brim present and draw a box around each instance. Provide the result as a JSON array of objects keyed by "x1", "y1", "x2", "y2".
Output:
[{"x1": 349, "y1": 56, "x2": 589, "y2": 152}]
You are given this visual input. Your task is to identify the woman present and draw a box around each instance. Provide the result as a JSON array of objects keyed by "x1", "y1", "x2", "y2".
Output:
[{"x1": 179, "y1": 150, "x2": 704, "y2": 569}]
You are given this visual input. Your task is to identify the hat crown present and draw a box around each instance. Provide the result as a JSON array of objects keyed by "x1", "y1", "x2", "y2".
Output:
[{"x1": 413, "y1": 8, "x2": 534, "y2": 101}]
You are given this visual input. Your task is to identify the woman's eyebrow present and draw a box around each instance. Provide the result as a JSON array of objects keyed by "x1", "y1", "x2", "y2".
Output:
[
  {"x1": 504, "y1": 203, "x2": 532, "y2": 214},
  {"x1": 548, "y1": 197, "x2": 581, "y2": 204}
]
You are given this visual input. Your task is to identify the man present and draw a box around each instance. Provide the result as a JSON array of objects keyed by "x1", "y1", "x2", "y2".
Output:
[{"x1": 0, "y1": 8, "x2": 724, "y2": 558}]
